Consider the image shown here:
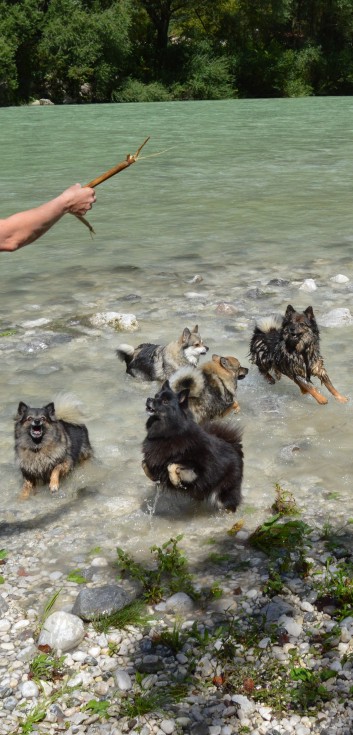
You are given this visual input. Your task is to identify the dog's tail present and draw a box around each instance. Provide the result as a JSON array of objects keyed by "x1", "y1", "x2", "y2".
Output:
[
  {"x1": 116, "y1": 343, "x2": 135, "y2": 366},
  {"x1": 204, "y1": 421, "x2": 243, "y2": 456},
  {"x1": 254, "y1": 314, "x2": 283, "y2": 334},
  {"x1": 54, "y1": 393, "x2": 88, "y2": 424},
  {"x1": 169, "y1": 366, "x2": 205, "y2": 398}
]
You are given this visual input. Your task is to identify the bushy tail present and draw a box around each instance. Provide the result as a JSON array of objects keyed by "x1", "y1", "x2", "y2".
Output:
[
  {"x1": 54, "y1": 393, "x2": 88, "y2": 425},
  {"x1": 116, "y1": 343, "x2": 134, "y2": 366},
  {"x1": 255, "y1": 313, "x2": 283, "y2": 334},
  {"x1": 169, "y1": 366, "x2": 205, "y2": 398},
  {"x1": 204, "y1": 420, "x2": 243, "y2": 456}
]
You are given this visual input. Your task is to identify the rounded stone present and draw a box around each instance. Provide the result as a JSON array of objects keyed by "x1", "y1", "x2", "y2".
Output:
[
  {"x1": 20, "y1": 681, "x2": 39, "y2": 698},
  {"x1": 38, "y1": 611, "x2": 85, "y2": 652}
]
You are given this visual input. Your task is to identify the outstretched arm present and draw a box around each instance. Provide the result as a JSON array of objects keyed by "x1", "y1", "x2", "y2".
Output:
[{"x1": 0, "y1": 184, "x2": 96, "y2": 252}]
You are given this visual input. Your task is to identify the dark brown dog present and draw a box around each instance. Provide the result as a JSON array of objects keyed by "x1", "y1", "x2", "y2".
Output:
[
  {"x1": 142, "y1": 381, "x2": 243, "y2": 512},
  {"x1": 169, "y1": 354, "x2": 248, "y2": 422},
  {"x1": 14, "y1": 398, "x2": 92, "y2": 499},
  {"x1": 249, "y1": 304, "x2": 347, "y2": 405}
]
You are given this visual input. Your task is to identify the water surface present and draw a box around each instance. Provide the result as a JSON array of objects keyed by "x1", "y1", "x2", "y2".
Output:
[{"x1": 1, "y1": 98, "x2": 353, "y2": 569}]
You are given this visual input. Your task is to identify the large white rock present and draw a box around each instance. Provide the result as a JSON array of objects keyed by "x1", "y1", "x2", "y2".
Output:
[
  {"x1": 165, "y1": 592, "x2": 194, "y2": 614},
  {"x1": 317, "y1": 308, "x2": 353, "y2": 328},
  {"x1": 299, "y1": 278, "x2": 317, "y2": 292},
  {"x1": 90, "y1": 312, "x2": 138, "y2": 332},
  {"x1": 38, "y1": 611, "x2": 85, "y2": 652},
  {"x1": 330, "y1": 274, "x2": 349, "y2": 283}
]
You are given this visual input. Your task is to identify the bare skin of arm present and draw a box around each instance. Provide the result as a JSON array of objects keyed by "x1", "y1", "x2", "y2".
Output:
[{"x1": 0, "y1": 184, "x2": 96, "y2": 252}]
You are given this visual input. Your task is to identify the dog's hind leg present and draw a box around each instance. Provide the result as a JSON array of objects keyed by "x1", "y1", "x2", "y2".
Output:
[
  {"x1": 293, "y1": 377, "x2": 328, "y2": 405},
  {"x1": 49, "y1": 460, "x2": 72, "y2": 493},
  {"x1": 221, "y1": 401, "x2": 240, "y2": 417},
  {"x1": 316, "y1": 370, "x2": 348, "y2": 404},
  {"x1": 168, "y1": 463, "x2": 197, "y2": 487}
]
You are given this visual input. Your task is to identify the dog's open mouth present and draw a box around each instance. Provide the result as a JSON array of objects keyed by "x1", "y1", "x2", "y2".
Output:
[
  {"x1": 30, "y1": 425, "x2": 43, "y2": 440},
  {"x1": 146, "y1": 398, "x2": 156, "y2": 414}
]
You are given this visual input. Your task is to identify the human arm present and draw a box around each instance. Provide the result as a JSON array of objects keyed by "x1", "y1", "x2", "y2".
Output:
[{"x1": 0, "y1": 184, "x2": 96, "y2": 252}]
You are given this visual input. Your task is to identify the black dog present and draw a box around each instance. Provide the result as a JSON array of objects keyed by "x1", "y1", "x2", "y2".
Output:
[
  {"x1": 249, "y1": 304, "x2": 348, "y2": 405},
  {"x1": 15, "y1": 399, "x2": 93, "y2": 499},
  {"x1": 142, "y1": 381, "x2": 243, "y2": 512}
]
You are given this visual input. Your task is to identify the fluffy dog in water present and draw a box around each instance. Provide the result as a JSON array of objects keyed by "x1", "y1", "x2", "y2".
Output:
[
  {"x1": 169, "y1": 354, "x2": 248, "y2": 423},
  {"x1": 142, "y1": 381, "x2": 243, "y2": 512},
  {"x1": 249, "y1": 304, "x2": 348, "y2": 405},
  {"x1": 14, "y1": 395, "x2": 93, "y2": 499},
  {"x1": 117, "y1": 325, "x2": 208, "y2": 381}
]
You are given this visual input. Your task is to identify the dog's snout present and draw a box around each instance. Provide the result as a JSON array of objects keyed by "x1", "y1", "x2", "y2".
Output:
[
  {"x1": 203, "y1": 345, "x2": 209, "y2": 353},
  {"x1": 32, "y1": 418, "x2": 42, "y2": 426}
]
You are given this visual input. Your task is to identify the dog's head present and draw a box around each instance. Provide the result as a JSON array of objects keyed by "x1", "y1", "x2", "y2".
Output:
[
  {"x1": 282, "y1": 305, "x2": 319, "y2": 351},
  {"x1": 179, "y1": 325, "x2": 209, "y2": 365},
  {"x1": 212, "y1": 354, "x2": 249, "y2": 381},
  {"x1": 15, "y1": 401, "x2": 56, "y2": 444},
  {"x1": 146, "y1": 381, "x2": 190, "y2": 434}
]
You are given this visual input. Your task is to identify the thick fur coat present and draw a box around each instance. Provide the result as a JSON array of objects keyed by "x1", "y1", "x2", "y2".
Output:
[
  {"x1": 142, "y1": 381, "x2": 243, "y2": 512},
  {"x1": 169, "y1": 353, "x2": 248, "y2": 422},
  {"x1": 249, "y1": 304, "x2": 347, "y2": 404},
  {"x1": 117, "y1": 325, "x2": 208, "y2": 381},
  {"x1": 14, "y1": 396, "x2": 92, "y2": 498}
]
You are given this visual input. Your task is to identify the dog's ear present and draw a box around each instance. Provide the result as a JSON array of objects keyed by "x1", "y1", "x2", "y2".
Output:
[
  {"x1": 16, "y1": 402, "x2": 28, "y2": 419},
  {"x1": 178, "y1": 388, "x2": 190, "y2": 408},
  {"x1": 181, "y1": 327, "x2": 191, "y2": 343},
  {"x1": 220, "y1": 356, "x2": 230, "y2": 369},
  {"x1": 192, "y1": 325, "x2": 199, "y2": 334},
  {"x1": 44, "y1": 402, "x2": 56, "y2": 419},
  {"x1": 285, "y1": 305, "x2": 295, "y2": 316},
  {"x1": 304, "y1": 306, "x2": 315, "y2": 320},
  {"x1": 212, "y1": 354, "x2": 221, "y2": 364},
  {"x1": 161, "y1": 380, "x2": 170, "y2": 391}
]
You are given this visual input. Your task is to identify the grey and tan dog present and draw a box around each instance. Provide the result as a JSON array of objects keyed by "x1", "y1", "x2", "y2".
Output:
[
  {"x1": 14, "y1": 396, "x2": 93, "y2": 499},
  {"x1": 169, "y1": 353, "x2": 248, "y2": 422},
  {"x1": 249, "y1": 304, "x2": 348, "y2": 405},
  {"x1": 117, "y1": 325, "x2": 209, "y2": 381}
]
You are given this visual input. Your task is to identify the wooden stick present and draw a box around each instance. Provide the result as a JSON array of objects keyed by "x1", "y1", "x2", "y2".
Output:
[
  {"x1": 74, "y1": 136, "x2": 150, "y2": 235},
  {"x1": 85, "y1": 136, "x2": 150, "y2": 188}
]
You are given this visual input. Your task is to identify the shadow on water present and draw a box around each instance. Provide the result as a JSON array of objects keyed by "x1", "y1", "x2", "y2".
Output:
[{"x1": 0, "y1": 485, "x2": 99, "y2": 538}]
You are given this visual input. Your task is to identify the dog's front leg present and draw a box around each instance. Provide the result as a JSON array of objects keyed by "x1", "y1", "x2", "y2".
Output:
[
  {"x1": 49, "y1": 461, "x2": 71, "y2": 493},
  {"x1": 168, "y1": 463, "x2": 197, "y2": 487},
  {"x1": 20, "y1": 478, "x2": 36, "y2": 500},
  {"x1": 294, "y1": 377, "x2": 328, "y2": 405},
  {"x1": 222, "y1": 401, "x2": 240, "y2": 416}
]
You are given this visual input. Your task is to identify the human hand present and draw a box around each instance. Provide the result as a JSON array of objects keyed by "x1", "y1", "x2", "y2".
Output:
[{"x1": 61, "y1": 184, "x2": 96, "y2": 216}]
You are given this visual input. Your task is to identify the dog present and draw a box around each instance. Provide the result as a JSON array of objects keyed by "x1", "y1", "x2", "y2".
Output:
[
  {"x1": 249, "y1": 304, "x2": 348, "y2": 405},
  {"x1": 169, "y1": 354, "x2": 248, "y2": 422},
  {"x1": 14, "y1": 395, "x2": 93, "y2": 499},
  {"x1": 117, "y1": 325, "x2": 209, "y2": 381},
  {"x1": 142, "y1": 381, "x2": 243, "y2": 512}
]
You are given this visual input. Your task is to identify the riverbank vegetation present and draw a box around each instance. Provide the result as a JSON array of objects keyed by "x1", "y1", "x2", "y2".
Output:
[{"x1": 1, "y1": 0, "x2": 353, "y2": 106}]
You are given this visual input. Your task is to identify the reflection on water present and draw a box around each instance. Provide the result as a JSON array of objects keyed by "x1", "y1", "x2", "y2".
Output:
[{"x1": 0, "y1": 98, "x2": 353, "y2": 567}]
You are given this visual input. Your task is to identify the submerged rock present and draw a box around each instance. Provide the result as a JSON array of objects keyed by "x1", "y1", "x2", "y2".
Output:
[
  {"x1": 299, "y1": 278, "x2": 317, "y2": 292},
  {"x1": 317, "y1": 308, "x2": 353, "y2": 327},
  {"x1": 90, "y1": 312, "x2": 139, "y2": 331}
]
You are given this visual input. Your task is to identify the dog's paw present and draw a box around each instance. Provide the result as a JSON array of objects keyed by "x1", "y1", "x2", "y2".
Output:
[
  {"x1": 335, "y1": 393, "x2": 349, "y2": 404},
  {"x1": 168, "y1": 463, "x2": 197, "y2": 487},
  {"x1": 49, "y1": 484, "x2": 59, "y2": 493}
]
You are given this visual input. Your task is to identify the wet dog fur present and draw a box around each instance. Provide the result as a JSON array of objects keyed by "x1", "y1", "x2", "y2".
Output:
[
  {"x1": 169, "y1": 354, "x2": 248, "y2": 423},
  {"x1": 14, "y1": 396, "x2": 93, "y2": 499},
  {"x1": 249, "y1": 304, "x2": 348, "y2": 405},
  {"x1": 117, "y1": 325, "x2": 208, "y2": 381},
  {"x1": 142, "y1": 381, "x2": 243, "y2": 512}
]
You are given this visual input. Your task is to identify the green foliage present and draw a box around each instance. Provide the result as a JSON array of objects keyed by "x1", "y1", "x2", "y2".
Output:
[
  {"x1": 249, "y1": 515, "x2": 311, "y2": 557},
  {"x1": 272, "y1": 483, "x2": 299, "y2": 515},
  {"x1": 93, "y1": 599, "x2": 149, "y2": 633},
  {"x1": 315, "y1": 559, "x2": 353, "y2": 620},
  {"x1": 116, "y1": 535, "x2": 197, "y2": 603},
  {"x1": 29, "y1": 652, "x2": 66, "y2": 682},
  {"x1": 67, "y1": 569, "x2": 87, "y2": 584},
  {"x1": 119, "y1": 689, "x2": 170, "y2": 717},
  {"x1": 112, "y1": 78, "x2": 172, "y2": 102},
  {"x1": 290, "y1": 667, "x2": 334, "y2": 710},
  {"x1": 83, "y1": 699, "x2": 110, "y2": 718},
  {"x1": 157, "y1": 622, "x2": 186, "y2": 653}
]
